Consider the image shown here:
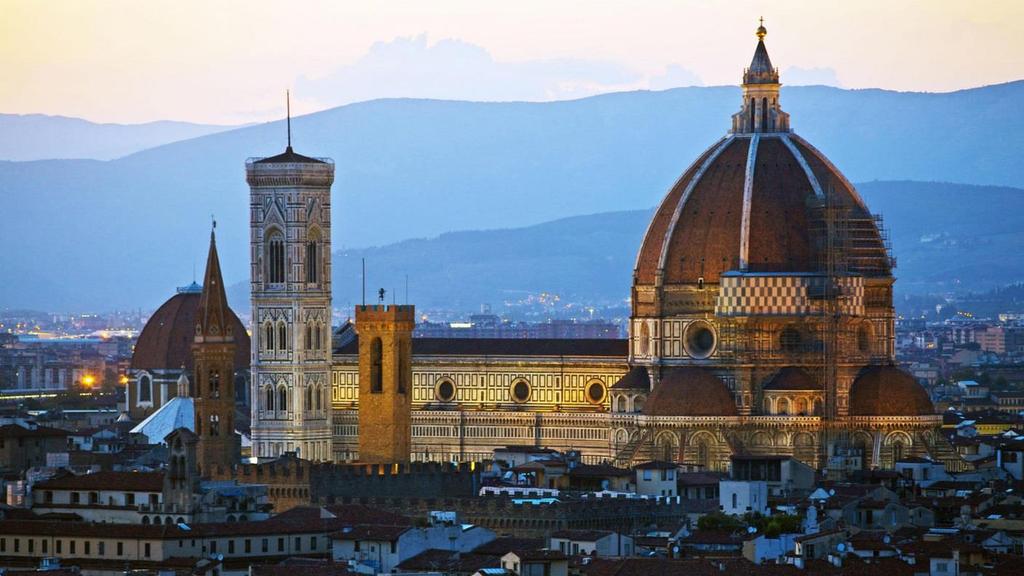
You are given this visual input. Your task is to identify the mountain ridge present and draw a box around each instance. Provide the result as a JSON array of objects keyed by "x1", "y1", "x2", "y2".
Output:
[{"x1": 3, "y1": 83, "x2": 1024, "y2": 310}]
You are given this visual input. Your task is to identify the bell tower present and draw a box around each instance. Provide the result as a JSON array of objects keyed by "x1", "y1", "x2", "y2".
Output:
[
  {"x1": 355, "y1": 304, "x2": 414, "y2": 464},
  {"x1": 192, "y1": 226, "x2": 240, "y2": 476},
  {"x1": 247, "y1": 101, "x2": 334, "y2": 462}
]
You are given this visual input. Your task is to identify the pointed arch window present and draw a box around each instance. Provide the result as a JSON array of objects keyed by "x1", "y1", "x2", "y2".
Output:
[
  {"x1": 266, "y1": 230, "x2": 285, "y2": 284},
  {"x1": 315, "y1": 323, "x2": 322, "y2": 350},
  {"x1": 316, "y1": 385, "x2": 322, "y2": 411},
  {"x1": 305, "y1": 325, "x2": 312, "y2": 350},
  {"x1": 304, "y1": 386, "x2": 312, "y2": 411},
  {"x1": 370, "y1": 337, "x2": 383, "y2": 393},
  {"x1": 277, "y1": 321, "x2": 287, "y2": 351},
  {"x1": 278, "y1": 387, "x2": 288, "y2": 413},
  {"x1": 209, "y1": 414, "x2": 220, "y2": 437},
  {"x1": 306, "y1": 229, "x2": 321, "y2": 284},
  {"x1": 264, "y1": 322, "x2": 275, "y2": 352},
  {"x1": 265, "y1": 387, "x2": 274, "y2": 412},
  {"x1": 761, "y1": 97, "x2": 768, "y2": 131}
]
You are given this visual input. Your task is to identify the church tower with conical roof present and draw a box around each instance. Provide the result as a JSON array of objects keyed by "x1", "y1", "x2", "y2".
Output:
[
  {"x1": 247, "y1": 105, "x2": 334, "y2": 462},
  {"x1": 192, "y1": 226, "x2": 240, "y2": 476}
]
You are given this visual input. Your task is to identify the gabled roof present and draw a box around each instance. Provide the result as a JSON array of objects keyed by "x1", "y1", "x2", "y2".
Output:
[
  {"x1": 330, "y1": 524, "x2": 410, "y2": 542},
  {"x1": 130, "y1": 397, "x2": 194, "y2": 444},
  {"x1": 0, "y1": 424, "x2": 69, "y2": 439},
  {"x1": 34, "y1": 471, "x2": 164, "y2": 492}
]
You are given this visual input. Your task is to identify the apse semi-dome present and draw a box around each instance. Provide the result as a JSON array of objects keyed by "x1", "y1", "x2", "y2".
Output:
[
  {"x1": 848, "y1": 366, "x2": 934, "y2": 417},
  {"x1": 131, "y1": 287, "x2": 250, "y2": 372},
  {"x1": 643, "y1": 367, "x2": 738, "y2": 417}
]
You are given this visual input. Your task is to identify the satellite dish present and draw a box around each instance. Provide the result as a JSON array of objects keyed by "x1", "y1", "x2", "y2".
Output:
[{"x1": 837, "y1": 543, "x2": 846, "y2": 552}]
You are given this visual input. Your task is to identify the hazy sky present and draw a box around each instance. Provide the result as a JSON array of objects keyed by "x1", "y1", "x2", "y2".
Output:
[{"x1": 2, "y1": 0, "x2": 1022, "y2": 124}]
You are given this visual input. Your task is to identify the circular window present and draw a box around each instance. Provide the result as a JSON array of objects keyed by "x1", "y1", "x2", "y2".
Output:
[
  {"x1": 435, "y1": 378, "x2": 456, "y2": 402},
  {"x1": 586, "y1": 381, "x2": 606, "y2": 404},
  {"x1": 684, "y1": 321, "x2": 716, "y2": 359},
  {"x1": 780, "y1": 326, "x2": 802, "y2": 353},
  {"x1": 511, "y1": 379, "x2": 531, "y2": 403}
]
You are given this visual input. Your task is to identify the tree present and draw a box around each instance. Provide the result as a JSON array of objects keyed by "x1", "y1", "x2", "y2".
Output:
[{"x1": 697, "y1": 512, "x2": 744, "y2": 532}]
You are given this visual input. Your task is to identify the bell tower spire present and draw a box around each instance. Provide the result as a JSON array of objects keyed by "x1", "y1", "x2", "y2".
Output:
[
  {"x1": 732, "y1": 19, "x2": 790, "y2": 134},
  {"x1": 192, "y1": 221, "x2": 240, "y2": 477}
]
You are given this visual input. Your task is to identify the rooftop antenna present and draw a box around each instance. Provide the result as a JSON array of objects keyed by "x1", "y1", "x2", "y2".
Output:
[
  {"x1": 286, "y1": 90, "x2": 292, "y2": 150},
  {"x1": 405, "y1": 274, "x2": 409, "y2": 305},
  {"x1": 361, "y1": 258, "x2": 366, "y2": 306}
]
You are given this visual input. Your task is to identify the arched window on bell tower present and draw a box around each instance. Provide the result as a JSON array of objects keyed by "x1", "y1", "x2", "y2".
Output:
[
  {"x1": 306, "y1": 228, "x2": 321, "y2": 284},
  {"x1": 264, "y1": 322, "x2": 275, "y2": 352},
  {"x1": 277, "y1": 321, "x2": 287, "y2": 351},
  {"x1": 266, "y1": 229, "x2": 285, "y2": 284},
  {"x1": 209, "y1": 369, "x2": 220, "y2": 399},
  {"x1": 761, "y1": 97, "x2": 768, "y2": 131}
]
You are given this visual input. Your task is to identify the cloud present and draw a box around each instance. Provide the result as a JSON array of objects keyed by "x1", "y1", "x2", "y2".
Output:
[
  {"x1": 648, "y1": 64, "x2": 703, "y2": 90},
  {"x1": 782, "y1": 66, "x2": 843, "y2": 87},
  {"x1": 297, "y1": 34, "x2": 645, "y2": 107}
]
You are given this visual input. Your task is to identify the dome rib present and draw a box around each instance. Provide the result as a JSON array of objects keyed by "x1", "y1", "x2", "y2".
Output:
[
  {"x1": 633, "y1": 138, "x2": 727, "y2": 284},
  {"x1": 738, "y1": 133, "x2": 760, "y2": 270},
  {"x1": 789, "y1": 134, "x2": 869, "y2": 212},
  {"x1": 780, "y1": 135, "x2": 825, "y2": 201},
  {"x1": 654, "y1": 135, "x2": 737, "y2": 280}
]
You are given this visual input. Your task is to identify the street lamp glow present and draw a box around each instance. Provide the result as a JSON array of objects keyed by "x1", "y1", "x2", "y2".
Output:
[{"x1": 81, "y1": 375, "x2": 95, "y2": 387}]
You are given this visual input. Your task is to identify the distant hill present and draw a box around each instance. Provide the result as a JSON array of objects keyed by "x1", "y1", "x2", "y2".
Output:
[
  {"x1": 3, "y1": 82, "x2": 1024, "y2": 311},
  {"x1": 228, "y1": 181, "x2": 1024, "y2": 316},
  {"x1": 0, "y1": 114, "x2": 238, "y2": 161}
]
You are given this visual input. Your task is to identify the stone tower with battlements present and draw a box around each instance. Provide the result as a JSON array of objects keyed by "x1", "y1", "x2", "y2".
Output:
[
  {"x1": 247, "y1": 143, "x2": 334, "y2": 462},
  {"x1": 355, "y1": 304, "x2": 414, "y2": 464},
  {"x1": 192, "y1": 227, "x2": 241, "y2": 475}
]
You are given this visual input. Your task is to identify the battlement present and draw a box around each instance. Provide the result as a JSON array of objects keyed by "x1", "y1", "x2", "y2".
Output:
[{"x1": 355, "y1": 304, "x2": 416, "y2": 323}]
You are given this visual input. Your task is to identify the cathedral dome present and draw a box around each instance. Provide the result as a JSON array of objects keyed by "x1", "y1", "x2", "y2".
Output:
[
  {"x1": 848, "y1": 366, "x2": 934, "y2": 417},
  {"x1": 633, "y1": 28, "x2": 891, "y2": 288},
  {"x1": 131, "y1": 289, "x2": 250, "y2": 372},
  {"x1": 633, "y1": 134, "x2": 891, "y2": 287},
  {"x1": 643, "y1": 367, "x2": 738, "y2": 417}
]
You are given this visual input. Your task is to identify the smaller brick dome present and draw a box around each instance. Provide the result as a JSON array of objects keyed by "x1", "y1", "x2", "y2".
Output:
[
  {"x1": 132, "y1": 291, "x2": 250, "y2": 372},
  {"x1": 644, "y1": 367, "x2": 738, "y2": 417},
  {"x1": 763, "y1": 367, "x2": 821, "y2": 391},
  {"x1": 849, "y1": 366, "x2": 934, "y2": 416}
]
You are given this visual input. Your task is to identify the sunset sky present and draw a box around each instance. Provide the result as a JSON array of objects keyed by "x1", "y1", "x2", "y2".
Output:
[{"x1": 2, "y1": 0, "x2": 1022, "y2": 125}]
